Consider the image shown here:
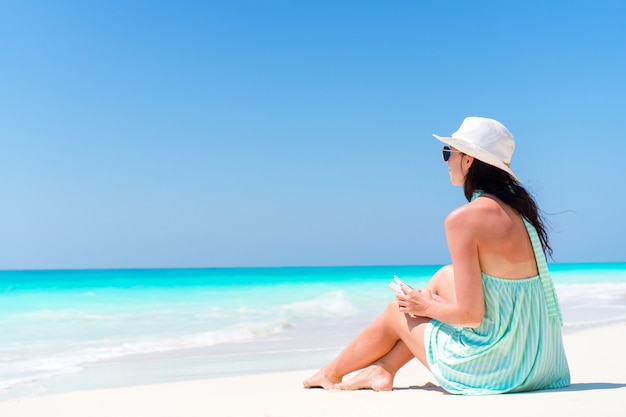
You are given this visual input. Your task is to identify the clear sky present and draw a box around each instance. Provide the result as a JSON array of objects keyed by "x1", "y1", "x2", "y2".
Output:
[{"x1": 1, "y1": 1, "x2": 625, "y2": 270}]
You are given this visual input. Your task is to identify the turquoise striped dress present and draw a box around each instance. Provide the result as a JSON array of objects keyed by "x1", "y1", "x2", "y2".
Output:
[{"x1": 424, "y1": 197, "x2": 570, "y2": 395}]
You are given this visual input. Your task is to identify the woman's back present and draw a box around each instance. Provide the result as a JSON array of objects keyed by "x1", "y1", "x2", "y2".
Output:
[{"x1": 451, "y1": 192, "x2": 539, "y2": 279}]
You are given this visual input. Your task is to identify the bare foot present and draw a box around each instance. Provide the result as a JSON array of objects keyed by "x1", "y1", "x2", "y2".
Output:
[
  {"x1": 334, "y1": 364, "x2": 394, "y2": 391},
  {"x1": 302, "y1": 367, "x2": 342, "y2": 390}
]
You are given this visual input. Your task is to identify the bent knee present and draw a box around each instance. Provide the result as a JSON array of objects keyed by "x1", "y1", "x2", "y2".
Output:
[
  {"x1": 427, "y1": 264, "x2": 456, "y2": 301},
  {"x1": 438, "y1": 264, "x2": 454, "y2": 278}
]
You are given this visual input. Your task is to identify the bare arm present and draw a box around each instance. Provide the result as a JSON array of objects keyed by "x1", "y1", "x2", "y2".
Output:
[{"x1": 397, "y1": 206, "x2": 485, "y2": 327}]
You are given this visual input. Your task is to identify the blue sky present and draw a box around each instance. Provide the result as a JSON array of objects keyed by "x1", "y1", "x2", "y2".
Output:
[{"x1": 1, "y1": 1, "x2": 625, "y2": 270}]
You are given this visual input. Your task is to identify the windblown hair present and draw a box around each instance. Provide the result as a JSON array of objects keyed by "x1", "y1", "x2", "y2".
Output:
[{"x1": 463, "y1": 160, "x2": 553, "y2": 258}]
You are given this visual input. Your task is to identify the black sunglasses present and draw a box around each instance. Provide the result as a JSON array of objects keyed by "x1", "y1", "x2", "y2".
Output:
[{"x1": 442, "y1": 145, "x2": 463, "y2": 162}]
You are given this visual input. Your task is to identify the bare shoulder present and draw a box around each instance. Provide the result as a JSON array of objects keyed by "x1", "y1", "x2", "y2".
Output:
[
  {"x1": 445, "y1": 193, "x2": 537, "y2": 278},
  {"x1": 445, "y1": 195, "x2": 502, "y2": 232}
]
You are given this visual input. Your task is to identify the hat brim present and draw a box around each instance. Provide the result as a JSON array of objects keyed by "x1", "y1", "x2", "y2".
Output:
[{"x1": 433, "y1": 134, "x2": 520, "y2": 182}]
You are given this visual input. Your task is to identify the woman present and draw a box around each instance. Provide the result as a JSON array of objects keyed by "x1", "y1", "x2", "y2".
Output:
[{"x1": 303, "y1": 117, "x2": 570, "y2": 395}]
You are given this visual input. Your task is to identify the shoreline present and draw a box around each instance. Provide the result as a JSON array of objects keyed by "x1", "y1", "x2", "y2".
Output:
[
  {"x1": 1, "y1": 322, "x2": 624, "y2": 417},
  {"x1": 3, "y1": 310, "x2": 623, "y2": 402},
  {"x1": 2, "y1": 265, "x2": 625, "y2": 401}
]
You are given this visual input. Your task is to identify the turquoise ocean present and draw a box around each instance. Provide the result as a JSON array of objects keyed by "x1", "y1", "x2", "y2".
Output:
[{"x1": 1, "y1": 263, "x2": 626, "y2": 400}]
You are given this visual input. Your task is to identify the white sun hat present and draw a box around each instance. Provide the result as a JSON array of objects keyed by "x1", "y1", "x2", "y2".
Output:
[{"x1": 433, "y1": 116, "x2": 519, "y2": 182}]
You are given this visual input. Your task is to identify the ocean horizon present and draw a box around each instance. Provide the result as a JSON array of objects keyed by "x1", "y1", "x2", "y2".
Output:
[{"x1": 2, "y1": 262, "x2": 625, "y2": 400}]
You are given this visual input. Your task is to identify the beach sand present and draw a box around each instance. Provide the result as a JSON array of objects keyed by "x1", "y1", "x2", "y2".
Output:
[{"x1": 0, "y1": 323, "x2": 624, "y2": 417}]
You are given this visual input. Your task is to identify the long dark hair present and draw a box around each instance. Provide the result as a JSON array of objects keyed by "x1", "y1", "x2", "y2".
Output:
[{"x1": 463, "y1": 159, "x2": 553, "y2": 258}]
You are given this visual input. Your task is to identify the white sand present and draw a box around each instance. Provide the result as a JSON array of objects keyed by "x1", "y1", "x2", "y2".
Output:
[{"x1": 1, "y1": 323, "x2": 624, "y2": 417}]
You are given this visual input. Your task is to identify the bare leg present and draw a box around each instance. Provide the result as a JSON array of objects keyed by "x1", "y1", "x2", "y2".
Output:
[
  {"x1": 427, "y1": 265, "x2": 457, "y2": 303},
  {"x1": 334, "y1": 340, "x2": 415, "y2": 391},
  {"x1": 303, "y1": 266, "x2": 457, "y2": 390},
  {"x1": 303, "y1": 301, "x2": 430, "y2": 390}
]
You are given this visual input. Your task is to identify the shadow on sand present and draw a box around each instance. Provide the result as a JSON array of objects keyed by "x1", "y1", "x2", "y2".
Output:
[
  {"x1": 554, "y1": 382, "x2": 626, "y2": 392},
  {"x1": 393, "y1": 382, "x2": 626, "y2": 394}
]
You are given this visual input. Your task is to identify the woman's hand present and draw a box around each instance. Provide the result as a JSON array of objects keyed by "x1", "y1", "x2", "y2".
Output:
[{"x1": 395, "y1": 286, "x2": 435, "y2": 318}]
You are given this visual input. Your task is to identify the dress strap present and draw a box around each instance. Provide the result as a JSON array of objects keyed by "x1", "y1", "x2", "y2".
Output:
[
  {"x1": 522, "y1": 217, "x2": 564, "y2": 325},
  {"x1": 471, "y1": 190, "x2": 484, "y2": 201}
]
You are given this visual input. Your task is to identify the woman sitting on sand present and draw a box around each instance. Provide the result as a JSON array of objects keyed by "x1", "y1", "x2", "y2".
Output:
[{"x1": 303, "y1": 117, "x2": 570, "y2": 395}]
